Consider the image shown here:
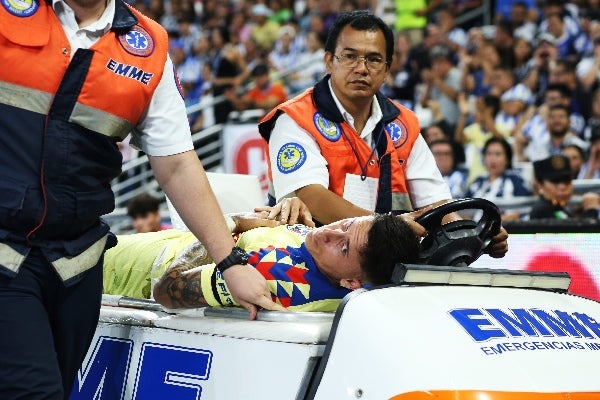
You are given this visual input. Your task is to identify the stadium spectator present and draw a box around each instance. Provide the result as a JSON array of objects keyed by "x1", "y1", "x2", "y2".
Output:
[
  {"x1": 521, "y1": 105, "x2": 588, "y2": 162},
  {"x1": 493, "y1": 0, "x2": 537, "y2": 24},
  {"x1": 561, "y1": 143, "x2": 587, "y2": 179},
  {"x1": 549, "y1": 59, "x2": 587, "y2": 119},
  {"x1": 287, "y1": 30, "x2": 327, "y2": 93},
  {"x1": 492, "y1": 20, "x2": 517, "y2": 67},
  {"x1": 515, "y1": 83, "x2": 586, "y2": 161},
  {"x1": 498, "y1": 81, "x2": 533, "y2": 135},
  {"x1": 523, "y1": 33, "x2": 559, "y2": 106},
  {"x1": 224, "y1": 63, "x2": 288, "y2": 112},
  {"x1": 250, "y1": 3, "x2": 281, "y2": 52},
  {"x1": 454, "y1": 93, "x2": 506, "y2": 184},
  {"x1": 458, "y1": 41, "x2": 493, "y2": 98},
  {"x1": 420, "y1": 44, "x2": 461, "y2": 129},
  {"x1": 210, "y1": 27, "x2": 249, "y2": 123},
  {"x1": 430, "y1": 139, "x2": 467, "y2": 198},
  {"x1": 530, "y1": 155, "x2": 600, "y2": 219},
  {"x1": 578, "y1": 128, "x2": 600, "y2": 179},
  {"x1": 127, "y1": 193, "x2": 171, "y2": 234},
  {"x1": 544, "y1": 12, "x2": 592, "y2": 62},
  {"x1": 466, "y1": 137, "x2": 531, "y2": 220},
  {"x1": 436, "y1": 5, "x2": 468, "y2": 52},
  {"x1": 269, "y1": 24, "x2": 300, "y2": 73},
  {"x1": 576, "y1": 36, "x2": 600, "y2": 91},
  {"x1": 393, "y1": 0, "x2": 442, "y2": 45},
  {"x1": 382, "y1": 31, "x2": 419, "y2": 108},
  {"x1": 512, "y1": 36, "x2": 535, "y2": 83},
  {"x1": 509, "y1": 1, "x2": 538, "y2": 43},
  {"x1": 583, "y1": 89, "x2": 600, "y2": 141}
]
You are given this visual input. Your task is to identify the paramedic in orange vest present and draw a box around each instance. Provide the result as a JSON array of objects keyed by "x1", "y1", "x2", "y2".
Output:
[
  {"x1": 0, "y1": 0, "x2": 285, "y2": 398},
  {"x1": 258, "y1": 11, "x2": 508, "y2": 255}
]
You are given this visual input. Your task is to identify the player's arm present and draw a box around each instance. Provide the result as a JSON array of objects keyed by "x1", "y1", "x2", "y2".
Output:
[{"x1": 153, "y1": 241, "x2": 212, "y2": 309}]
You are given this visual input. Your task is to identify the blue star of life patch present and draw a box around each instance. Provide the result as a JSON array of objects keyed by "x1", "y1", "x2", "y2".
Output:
[
  {"x1": 118, "y1": 25, "x2": 154, "y2": 57},
  {"x1": 277, "y1": 143, "x2": 307, "y2": 174},
  {"x1": 385, "y1": 120, "x2": 408, "y2": 148}
]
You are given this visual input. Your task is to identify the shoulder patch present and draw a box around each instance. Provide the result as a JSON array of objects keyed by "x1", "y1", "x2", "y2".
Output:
[
  {"x1": 118, "y1": 25, "x2": 155, "y2": 57},
  {"x1": 313, "y1": 112, "x2": 341, "y2": 141},
  {"x1": 276, "y1": 143, "x2": 307, "y2": 174},
  {"x1": 385, "y1": 120, "x2": 408, "y2": 148},
  {"x1": 2, "y1": 0, "x2": 38, "y2": 17}
]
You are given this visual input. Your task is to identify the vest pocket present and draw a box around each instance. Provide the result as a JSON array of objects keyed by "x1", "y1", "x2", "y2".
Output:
[
  {"x1": 0, "y1": 177, "x2": 27, "y2": 216},
  {"x1": 76, "y1": 189, "x2": 115, "y2": 222}
]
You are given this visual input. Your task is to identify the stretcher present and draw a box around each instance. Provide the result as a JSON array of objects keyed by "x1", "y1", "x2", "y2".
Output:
[{"x1": 70, "y1": 199, "x2": 600, "y2": 399}]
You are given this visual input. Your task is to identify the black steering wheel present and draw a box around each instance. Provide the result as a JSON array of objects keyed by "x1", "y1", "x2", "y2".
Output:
[{"x1": 416, "y1": 198, "x2": 501, "y2": 267}]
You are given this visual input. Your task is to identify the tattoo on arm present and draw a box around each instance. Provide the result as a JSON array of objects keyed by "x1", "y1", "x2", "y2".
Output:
[{"x1": 155, "y1": 241, "x2": 213, "y2": 309}]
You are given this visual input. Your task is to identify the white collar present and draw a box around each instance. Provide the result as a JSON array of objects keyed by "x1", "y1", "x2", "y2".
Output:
[
  {"x1": 52, "y1": 0, "x2": 114, "y2": 34},
  {"x1": 327, "y1": 79, "x2": 382, "y2": 139}
]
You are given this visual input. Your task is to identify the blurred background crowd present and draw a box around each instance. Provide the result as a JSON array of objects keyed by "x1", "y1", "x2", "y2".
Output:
[{"x1": 117, "y1": 0, "x2": 600, "y2": 229}]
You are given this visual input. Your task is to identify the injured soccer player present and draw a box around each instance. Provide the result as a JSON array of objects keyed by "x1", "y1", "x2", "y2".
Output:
[{"x1": 152, "y1": 211, "x2": 422, "y2": 312}]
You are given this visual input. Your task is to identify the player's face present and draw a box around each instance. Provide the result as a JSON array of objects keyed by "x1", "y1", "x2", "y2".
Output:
[
  {"x1": 325, "y1": 26, "x2": 389, "y2": 107},
  {"x1": 305, "y1": 216, "x2": 373, "y2": 284}
]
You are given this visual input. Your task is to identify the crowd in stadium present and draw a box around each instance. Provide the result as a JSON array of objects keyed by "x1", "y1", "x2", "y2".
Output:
[{"x1": 128, "y1": 0, "x2": 600, "y2": 221}]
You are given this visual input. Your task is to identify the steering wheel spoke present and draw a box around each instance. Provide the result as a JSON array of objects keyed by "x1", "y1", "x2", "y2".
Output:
[{"x1": 416, "y1": 198, "x2": 501, "y2": 267}]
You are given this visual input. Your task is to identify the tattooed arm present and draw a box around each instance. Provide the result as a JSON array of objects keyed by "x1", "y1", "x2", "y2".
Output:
[{"x1": 153, "y1": 241, "x2": 213, "y2": 309}]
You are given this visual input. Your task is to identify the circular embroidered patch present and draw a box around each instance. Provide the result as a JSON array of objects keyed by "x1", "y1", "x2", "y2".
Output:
[
  {"x1": 2, "y1": 0, "x2": 38, "y2": 17},
  {"x1": 385, "y1": 120, "x2": 408, "y2": 148},
  {"x1": 118, "y1": 26, "x2": 154, "y2": 57},
  {"x1": 313, "y1": 112, "x2": 341, "y2": 142},
  {"x1": 276, "y1": 143, "x2": 307, "y2": 174}
]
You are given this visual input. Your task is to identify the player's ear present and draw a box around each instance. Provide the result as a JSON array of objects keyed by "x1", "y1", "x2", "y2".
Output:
[{"x1": 339, "y1": 278, "x2": 363, "y2": 290}]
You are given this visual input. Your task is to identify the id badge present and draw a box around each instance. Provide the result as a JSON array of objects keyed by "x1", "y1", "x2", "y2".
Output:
[{"x1": 343, "y1": 173, "x2": 378, "y2": 212}]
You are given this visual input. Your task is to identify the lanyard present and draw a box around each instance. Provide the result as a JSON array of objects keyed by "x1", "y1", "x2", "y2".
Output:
[{"x1": 340, "y1": 122, "x2": 386, "y2": 181}]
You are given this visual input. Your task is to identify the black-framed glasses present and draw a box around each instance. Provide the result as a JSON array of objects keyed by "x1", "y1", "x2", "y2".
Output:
[{"x1": 333, "y1": 53, "x2": 388, "y2": 72}]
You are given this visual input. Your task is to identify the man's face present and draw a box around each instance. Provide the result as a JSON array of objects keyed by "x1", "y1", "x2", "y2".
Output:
[
  {"x1": 305, "y1": 215, "x2": 373, "y2": 285},
  {"x1": 547, "y1": 109, "x2": 570, "y2": 136},
  {"x1": 431, "y1": 58, "x2": 450, "y2": 78},
  {"x1": 544, "y1": 90, "x2": 565, "y2": 107},
  {"x1": 131, "y1": 211, "x2": 162, "y2": 233},
  {"x1": 539, "y1": 179, "x2": 573, "y2": 206},
  {"x1": 253, "y1": 74, "x2": 270, "y2": 90},
  {"x1": 325, "y1": 26, "x2": 389, "y2": 107},
  {"x1": 431, "y1": 142, "x2": 454, "y2": 175},
  {"x1": 423, "y1": 126, "x2": 445, "y2": 144},
  {"x1": 510, "y1": 5, "x2": 527, "y2": 25}
]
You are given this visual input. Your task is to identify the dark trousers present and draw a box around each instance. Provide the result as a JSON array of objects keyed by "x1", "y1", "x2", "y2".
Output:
[{"x1": 0, "y1": 249, "x2": 103, "y2": 400}]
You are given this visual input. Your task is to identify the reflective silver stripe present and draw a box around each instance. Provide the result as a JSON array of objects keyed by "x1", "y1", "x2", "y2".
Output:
[
  {"x1": 0, "y1": 242, "x2": 26, "y2": 273},
  {"x1": 391, "y1": 192, "x2": 413, "y2": 211},
  {"x1": 0, "y1": 81, "x2": 52, "y2": 114},
  {"x1": 52, "y1": 235, "x2": 108, "y2": 282},
  {"x1": 72, "y1": 103, "x2": 133, "y2": 140},
  {"x1": 0, "y1": 81, "x2": 133, "y2": 140}
]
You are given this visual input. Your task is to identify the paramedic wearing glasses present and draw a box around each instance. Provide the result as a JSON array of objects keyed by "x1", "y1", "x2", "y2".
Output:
[{"x1": 258, "y1": 10, "x2": 509, "y2": 257}]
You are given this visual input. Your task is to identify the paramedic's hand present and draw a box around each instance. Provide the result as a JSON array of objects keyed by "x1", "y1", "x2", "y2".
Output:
[
  {"x1": 397, "y1": 206, "x2": 434, "y2": 238},
  {"x1": 223, "y1": 265, "x2": 286, "y2": 320},
  {"x1": 231, "y1": 212, "x2": 280, "y2": 233},
  {"x1": 255, "y1": 197, "x2": 315, "y2": 227},
  {"x1": 484, "y1": 225, "x2": 509, "y2": 258}
]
